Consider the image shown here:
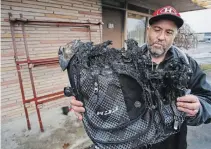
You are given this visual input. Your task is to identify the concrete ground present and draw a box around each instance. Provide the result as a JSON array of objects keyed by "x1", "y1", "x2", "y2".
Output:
[
  {"x1": 1, "y1": 108, "x2": 93, "y2": 149},
  {"x1": 1, "y1": 42, "x2": 211, "y2": 149},
  {"x1": 187, "y1": 124, "x2": 211, "y2": 149}
]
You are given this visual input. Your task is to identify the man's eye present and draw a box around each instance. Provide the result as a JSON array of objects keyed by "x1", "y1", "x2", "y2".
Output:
[
  {"x1": 167, "y1": 31, "x2": 173, "y2": 35},
  {"x1": 154, "y1": 28, "x2": 161, "y2": 32}
]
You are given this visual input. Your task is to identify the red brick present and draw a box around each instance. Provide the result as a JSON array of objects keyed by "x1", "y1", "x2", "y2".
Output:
[
  {"x1": 61, "y1": 5, "x2": 90, "y2": 13},
  {"x1": 1, "y1": 79, "x2": 19, "y2": 86},
  {"x1": 1, "y1": 5, "x2": 11, "y2": 10},
  {"x1": 3, "y1": 0, "x2": 22, "y2": 2},
  {"x1": 91, "y1": 10, "x2": 102, "y2": 13},
  {"x1": 70, "y1": 28, "x2": 89, "y2": 32},
  {"x1": 2, "y1": 1, "x2": 46, "y2": 10},
  {"x1": 1, "y1": 101, "x2": 23, "y2": 110},
  {"x1": 11, "y1": 6, "x2": 53, "y2": 13},
  {"x1": 36, "y1": 86, "x2": 63, "y2": 94},
  {"x1": 22, "y1": 0, "x2": 62, "y2": 8},
  {"x1": 34, "y1": 16, "x2": 70, "y2": 22},
  {"x1": 1, "y1": 105, "x2": 23, "y2": 114},
  {"x1": 83, "y1": 3, "x2": 92, "y2": 7},
  {"x1": 77, "y1": 0, "x2": 97, "y2": 5},
  {"x1": 92, "y1": 4, "x2": 101, "y2": 9},
  {"x1": 45, "y1": 13, "x2": 77, "y2": 19},
  {"x1": 73, "y1": 4, "x2": 98, "y2": 10},
  {"x1": 1, "y1": 51, "x2": 25, "y2": 57},
  {"x1": 40, "y1": 40, "x2": 71, "y2": 44},
  {"x1": 79, "y1": 11, "x2": 102, "y2": 16},
  {"x1": 46, "y1": 6, "x2": 78, "y2": 13}
]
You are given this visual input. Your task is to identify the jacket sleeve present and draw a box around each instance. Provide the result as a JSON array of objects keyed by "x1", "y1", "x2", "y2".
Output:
[{"x1": 186, "y1": 56, "x2": 211, "y2": 126}]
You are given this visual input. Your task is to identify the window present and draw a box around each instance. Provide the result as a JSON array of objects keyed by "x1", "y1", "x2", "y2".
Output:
[{"x1": 127, "y1": 12, "x2": 147, "y2": 46}]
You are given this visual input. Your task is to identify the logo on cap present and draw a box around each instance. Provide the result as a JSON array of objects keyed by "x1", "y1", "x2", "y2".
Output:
[
  {"x1": 154, "y1": 6, "x2": 180, "y2": 17},
  {"x1": 160, "y1": 6, "x2": 177, "y2": 14}
]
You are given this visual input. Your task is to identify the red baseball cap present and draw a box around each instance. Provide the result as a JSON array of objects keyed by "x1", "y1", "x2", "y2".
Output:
[{"x1": 149, "y1": 6, "x2": 184, "y2": 28}]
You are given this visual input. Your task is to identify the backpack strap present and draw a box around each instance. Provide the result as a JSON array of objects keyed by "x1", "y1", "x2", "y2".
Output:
[{"x1": 67, "y1": 58, "x2": 83, "y2": 102}]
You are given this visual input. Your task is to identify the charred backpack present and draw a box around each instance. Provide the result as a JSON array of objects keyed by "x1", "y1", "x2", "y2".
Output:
[{"x1": 58, "y1": 39, "x2": 192, "y2": 149}]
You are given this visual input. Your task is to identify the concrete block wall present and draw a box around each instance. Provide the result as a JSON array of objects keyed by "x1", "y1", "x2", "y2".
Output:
[{"x1": 1, "y1": 0, "x2": 102, "y2": 123}]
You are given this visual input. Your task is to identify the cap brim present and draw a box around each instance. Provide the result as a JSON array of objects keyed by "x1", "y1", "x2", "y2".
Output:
[{"x1": 149, "y1": 14, "x2": 184, "y2": 28}]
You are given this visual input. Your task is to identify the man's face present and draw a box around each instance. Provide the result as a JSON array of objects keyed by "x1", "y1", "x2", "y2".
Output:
[{"x1": 146, "y1": 20, "x2": 178, "y2": 58}]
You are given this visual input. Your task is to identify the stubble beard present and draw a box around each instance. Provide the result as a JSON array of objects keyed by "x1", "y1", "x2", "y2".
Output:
[
  {"x1": 147, "y1": 44, "x2": 170, "y2": 58},
  {"x1": 148, "y1": 46, "x2": 166, "y2": 58}
]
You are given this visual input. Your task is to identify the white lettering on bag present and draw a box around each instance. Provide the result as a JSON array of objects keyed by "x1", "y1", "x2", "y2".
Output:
[{"x1": 96, "y1": 106, "x2": 119, "y2": 116}]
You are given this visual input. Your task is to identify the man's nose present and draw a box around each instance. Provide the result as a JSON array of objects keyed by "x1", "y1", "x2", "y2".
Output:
[{"x1": 157, "y1": 31, "x2": 165, "y2": 41}]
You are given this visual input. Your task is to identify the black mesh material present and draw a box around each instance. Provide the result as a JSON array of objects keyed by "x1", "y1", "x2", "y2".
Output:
[{"x1": 58, "y1": 39, "x2": 192, "y2": 149}]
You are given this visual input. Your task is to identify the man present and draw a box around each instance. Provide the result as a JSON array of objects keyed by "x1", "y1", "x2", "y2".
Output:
[{"x1": 69, "y1": 6, "x2": 211, "y2": 149}]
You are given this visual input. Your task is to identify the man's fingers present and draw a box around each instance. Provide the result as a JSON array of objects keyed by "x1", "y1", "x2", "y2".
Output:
[
  {"x1": 177, "y1": 107, "x2": 198, "y2": 116},
  {"x1": 74, "y1": 111, "x2": 83, "y2": 120},
  {"x1": 186, "y1": 113, "x2": 196, "y2": 117},
  {"x1": 70, "y1": 96, "x2": 83, "y2": 106},
  {"x1": 177, "y1": 95, "x2": 197, "y2": 103},
  {"x1": 69, "y1": 96, "x2": 85, "y2": 120},
  {"x1": 176, "y1": 102, "x2": 199, "y2": 110},
  {"x1": 72, "y1": 105, "x2": 85, "y2": 113},
  {"x1": 176, "y1": 95, "x2": 201, "y2": 117}
]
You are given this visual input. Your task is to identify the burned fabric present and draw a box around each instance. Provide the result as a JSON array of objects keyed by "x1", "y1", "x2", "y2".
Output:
[{"x1": 58, "y1": 39, "x2": 192, "y2": 149}]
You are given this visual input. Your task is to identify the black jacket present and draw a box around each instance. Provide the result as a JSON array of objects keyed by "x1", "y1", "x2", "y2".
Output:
[{"x1": 139, "y1": 46, "x2": 211, "y2": 149}]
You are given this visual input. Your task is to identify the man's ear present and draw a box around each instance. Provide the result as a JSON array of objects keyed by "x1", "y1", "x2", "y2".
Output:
[
  {"x1": 146, "y1": 26, "x2": 150, "y2": 37},
  {"x1": 146, "y1": 26, "x2": 150, "y2": 32},
  {"x1": 174, "y1": 29, "x2": 178, "y2": 37}
]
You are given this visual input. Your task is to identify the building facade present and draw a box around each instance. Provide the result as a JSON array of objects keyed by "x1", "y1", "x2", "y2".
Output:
[{"x1": 1, "y1": 0, "x2": 102, "y2": 127}]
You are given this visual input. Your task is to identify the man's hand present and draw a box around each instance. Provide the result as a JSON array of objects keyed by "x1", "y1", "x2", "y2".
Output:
[
  {"x1": 176, "y1": 95, "x2": 201, "y2": 117},
  {"x1": 70, "y1": 96, "x2": 85, "y2": 120}
]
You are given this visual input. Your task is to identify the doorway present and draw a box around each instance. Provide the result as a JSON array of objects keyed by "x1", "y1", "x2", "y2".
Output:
[{"x1": 102, "y1": 7, "x2": 124, "y2": 48}]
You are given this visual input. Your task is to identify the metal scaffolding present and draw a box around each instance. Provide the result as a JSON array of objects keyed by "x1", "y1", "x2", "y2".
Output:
[{"x1": 9, "y1": 13, "x2": 102, "y2": 132}]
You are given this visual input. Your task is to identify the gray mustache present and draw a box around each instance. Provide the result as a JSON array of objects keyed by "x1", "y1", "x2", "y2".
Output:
[{"x1": 152, "y1": 42, "x2": 163, "y2": 46}]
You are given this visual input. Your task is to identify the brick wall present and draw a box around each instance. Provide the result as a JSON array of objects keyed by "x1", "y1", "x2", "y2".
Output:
[{"x1": 1, "y1": 0, "x2": 102, "y2": 123}]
